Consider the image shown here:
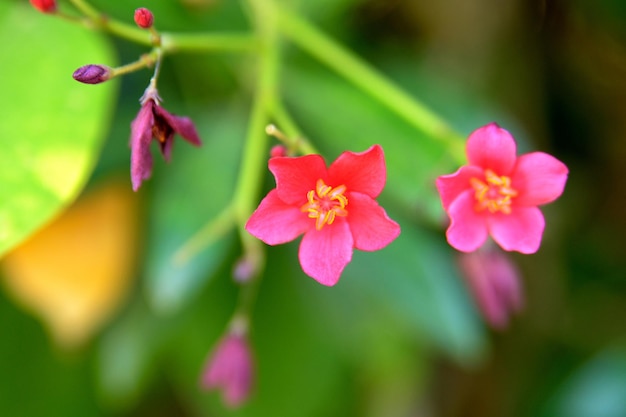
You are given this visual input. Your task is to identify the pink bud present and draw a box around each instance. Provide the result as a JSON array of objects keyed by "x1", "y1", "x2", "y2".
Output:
[
  {"x1": 30, "y1": 0, "x2": 57, "y2": 13},
  {"x1": 270, "y1": 145, "x2": 287, "y2": 158},
  {"x1": 201, "y1": 332, "x2": 254, "y2": 408},
  {"x1": 458, "y1": 248, "x2": 523, "y2": 329},
  {"x1": 72, "y1": 64, "x2": 111, "y2": 84},
  {"x1": 134, "y1": 8, "x2": 154, "y2": 29}
]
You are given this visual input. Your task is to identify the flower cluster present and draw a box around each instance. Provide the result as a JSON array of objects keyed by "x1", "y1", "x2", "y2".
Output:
[
  {"x1": 246, "y1": 145, "x2": 401, "y2": 286},
  {"x1": 436, "y1": 123, "x2": 568, "y2": 254}
]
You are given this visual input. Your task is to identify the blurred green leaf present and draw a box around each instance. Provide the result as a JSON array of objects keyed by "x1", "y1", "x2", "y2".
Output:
[
  {"x1": 0, "y1": 287, "x2": 100, "y2": 417},
  {"x1": 545, "y1": 347, "x2": 626, "y2": 417},
  {"x1": 332, "y1": 223, "x2": 485, "y2": 365},
  {"x1": 144, "y1": 109, "x2": 245, "y2": 314},
  {"x1": 96, "y1": 300, "x2": 167, "y2": 410},
  {"x1": 0, "y1": 2, "x2": 117, "y2": 257}
]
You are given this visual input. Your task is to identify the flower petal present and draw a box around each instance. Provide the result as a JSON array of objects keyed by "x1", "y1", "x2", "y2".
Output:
[
  {"x1": 346, "y1": 192, "x2": 400, "y2": 251},
  {"x1": 466, "y1": 123, "x2": 517, "y2": 175},
  {"x1": 436, "y1": 165, "x2": 484, "y2": 210},
  {"x1": 511, "y1": 152, "x2": 568, "y2": 206},
  {"x1": 445, "y1": 190, "x2": 489, "y2": 252},
  {"x1": 487, "y1": 206, "x2": 545, "y2": 254},
  {"x1": 159, "y1": 136, "x2": 174, "y2": 162},
  {"x1": 299, "y1": 219, "x2": 353, "y2": 286},
  {"x1": 245, "y1": 190, "x2": 311, "y2": 245},
  {"x1": 269, "y1": 154, "x2": 327, "y2": 205},
  {"x1": 153, "y1": 105, "x2": 202, "y2": 146},
  {"x1": 129, "y1": 102, "x2": 155, "y2": 191},
  {"x1": 327, "y1": 145, "x2": 386, "y2": 198}
]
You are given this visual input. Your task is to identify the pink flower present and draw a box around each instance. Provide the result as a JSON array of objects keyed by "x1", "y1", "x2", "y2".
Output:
[
  {"x1": 245, "y1": 145, "x2": 401, "y2": 286},
  {"x1": 436, "y1": 123, "x2": 568, "y2": 253},
  {"x1": 201, "y1": 332, "x2": 254, "y2": 408},
  {"x1": 458, "y1": 248, "x2": 523, "y2": 329},
  {"x1": 130, "y1": 86, "x2": 201, "y2": 191}
]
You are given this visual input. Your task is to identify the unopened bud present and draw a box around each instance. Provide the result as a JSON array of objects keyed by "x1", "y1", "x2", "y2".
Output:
[
  {"x1": 30, "y1": 0, "x2": 57, "y2": 13},
  {"x1": 269, "y1": 145, "x2": 287, "y2": 158},
  {"x1": 233, "y1": 255, "x2": 260, "y2": 283},
  {"x1": 134, "y1": 8, "x2": 154, "y2": 29},
  {"x1": 72, "y1": 64, "x2": 111, "y2": 85}
]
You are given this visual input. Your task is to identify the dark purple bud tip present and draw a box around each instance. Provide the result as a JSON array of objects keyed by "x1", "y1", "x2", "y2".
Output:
[
  {"x1": 72, "y1": 64, "x2": 111, "y2": 84},
  {"x1": 134, "y1": 8, "x2": 154, "y2": 29}
]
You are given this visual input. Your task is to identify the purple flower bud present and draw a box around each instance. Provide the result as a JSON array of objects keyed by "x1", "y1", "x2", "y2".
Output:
[{"x1": 72, "y1": 64, "x2": 111, "y2": 85}]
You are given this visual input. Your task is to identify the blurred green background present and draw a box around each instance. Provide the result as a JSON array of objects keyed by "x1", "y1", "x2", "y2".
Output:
[{"x1": 1, "y1": 0, "x2": 626, "y2": 416}]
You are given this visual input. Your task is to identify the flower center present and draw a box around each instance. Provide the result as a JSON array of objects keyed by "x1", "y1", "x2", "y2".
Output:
[
  {"x1": 301, "y1": 179, "x2": 349, "y2": 230},
  {"x1": 470, "y1": 169, "x2": 518, "y2": 214}
]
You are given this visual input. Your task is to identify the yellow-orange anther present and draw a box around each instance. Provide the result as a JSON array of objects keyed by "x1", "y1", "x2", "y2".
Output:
[
  {"x1": 301, "y1": 179, "x2": 349, "y2": 230},
  {"x1": 470, "y1": 169, "x2": 518, "y2": 214}
]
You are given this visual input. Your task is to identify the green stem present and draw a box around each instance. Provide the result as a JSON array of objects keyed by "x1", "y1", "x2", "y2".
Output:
[
  {"x1": 172, "y1": 206, "x2": 236, "y2": 265},
  {"x1": 275, "y1": 7, "x2": 466, "y2": 162},
  {"x1": 69, "y1": 0, "x2": 258, "y2": 53},
  {"x1": 110, "y1": 51, "x2": 158, "y2": 78},
  {"x1": 270, "y1": 101, "x2": 318, "y2": 155},
  {"x1": 161, "y1": 33, "x2": 259, "y2": 53}
]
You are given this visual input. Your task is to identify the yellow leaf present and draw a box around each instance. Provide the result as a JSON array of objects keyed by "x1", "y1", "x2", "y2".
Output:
[{"x1": 1, "y1": 179, "x2": 139, "y2": 349}]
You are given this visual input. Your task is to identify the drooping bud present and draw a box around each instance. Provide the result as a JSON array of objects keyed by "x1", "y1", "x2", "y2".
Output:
[
  {"x1": 201, "y1": 328, "x2": 254, "y2": 408},
  {"x1": 30, "y1": 0, "x2": 57, "y2": 13},
  {"x1": 72, "y1": 64, "x2": 112, "y2": 85},
  {"x1": 457, "y1": 247, "x2": 523, "y2": 329},
  {"x1": 134, "y1": 8, "x2": 154, "y2": 29}
]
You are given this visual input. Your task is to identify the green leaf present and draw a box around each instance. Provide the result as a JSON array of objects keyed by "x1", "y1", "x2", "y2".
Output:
[
  {"x1": 301, "y1": 223, "x2": 487, "y2": 366},
  {"x1": 0, "y1": 3, "x2": 117, "y2": 257},
  {"x1": 347, "y1": 225, "x2": 486, "y2": 364},
  {"x1": 545, "y1": 347, "x2": 626, "y2": 417},
  {"x1": 144, "y1": 109, "x2": 245, "y2": 314}
]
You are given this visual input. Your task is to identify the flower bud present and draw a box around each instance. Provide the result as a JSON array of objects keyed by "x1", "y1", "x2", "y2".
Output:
[
  {"x1": 134, "y1": 8, "x2": 154, "y2": 29},
  {"x1": 269, "y1": 145, "x2": 287, "y2": 158},
  {"x1": 72, "y1": 64, "x2": 111, "y2": 85},
  {"x1": 30, "y1": 0, "x2": 57, "y2": 13},
  {"x1": 201, "y1": 332, "x2": 254, "y2": 408},
  {"x1": 458, "y1": 248, "x2": 523, "y2": 329}
]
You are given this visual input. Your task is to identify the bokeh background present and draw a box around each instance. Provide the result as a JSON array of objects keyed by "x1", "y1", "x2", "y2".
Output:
[{"x1": 1, "y1": 0, "x2": 626, "y2": 416}]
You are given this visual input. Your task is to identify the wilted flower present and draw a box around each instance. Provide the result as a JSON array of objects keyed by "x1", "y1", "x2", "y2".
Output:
[
  {"x1": 246, "y1": 145, "x2": 400, "y2": 286},
  {"x1": 458, "y1": 247, "x2": 523, "y2": 329},
  {"x1": 436, "y1": 123, "x2": 568, "y2": 253},
  {"x1": 130, "y1": 86, "x2": 201, "y2": 190},
  {"x1": 201, "y1": 331, "x2": 254, "y2": 408},
  {"x1": 30, "y1": 0, "x2": 56, "y2": 13}
]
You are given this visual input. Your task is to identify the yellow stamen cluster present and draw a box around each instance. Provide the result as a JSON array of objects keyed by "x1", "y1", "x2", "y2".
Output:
[
  {"x1": 470, "y1": 169, "x2": 518, "y2": 214},
  {"x1": 301, "y1": 179, "x2": 349, "y2": 230}
]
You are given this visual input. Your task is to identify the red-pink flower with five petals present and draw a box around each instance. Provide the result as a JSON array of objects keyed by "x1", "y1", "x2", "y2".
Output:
[
  {"x1": 436, "y1": 123, "x2": 568, "y2": 253},
  {"x1": 245, "y1": 145, "x2": 401, "y2": 286}
]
